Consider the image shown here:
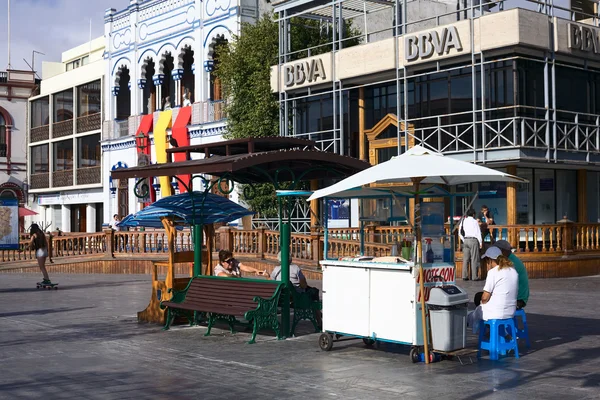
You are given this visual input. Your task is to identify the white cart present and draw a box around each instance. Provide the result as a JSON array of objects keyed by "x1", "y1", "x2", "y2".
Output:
[{"x1": 318, "y1": 259, "x2": 456, "y2": 361}]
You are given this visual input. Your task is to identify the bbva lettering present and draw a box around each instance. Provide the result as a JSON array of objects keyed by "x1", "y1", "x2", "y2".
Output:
[
  {"x1": 405, "y1": 26, "x2": 463, "y2": 62},
  {"x1": 568, "y1": 23, "x2": 600, "y2": 54},
  {"x1": 284, "y1": 58, "x2": 326, "y2": 87}
]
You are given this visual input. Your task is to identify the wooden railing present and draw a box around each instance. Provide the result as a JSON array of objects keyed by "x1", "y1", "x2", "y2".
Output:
[
  {"x1": 4, "y1": 221, "x2": 600, "y2": 268},
  {"x1": 51, "y1": 233, "x2": 107, "y2": 258},
  {"x1": 575, "y1": 223, "x2": 600, "y2": 251}
]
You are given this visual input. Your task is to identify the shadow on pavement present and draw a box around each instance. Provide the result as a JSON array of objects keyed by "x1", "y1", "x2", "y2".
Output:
[
  {"x1": 0, "y1": 306, "x2": 95, "y2": 319},
  {"x1": 443, "y1": 312, "x2": 600, "y2": 399}
]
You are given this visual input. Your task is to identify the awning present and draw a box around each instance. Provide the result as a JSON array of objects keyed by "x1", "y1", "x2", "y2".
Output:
[
  {"x1": 171, "y1": 107, "x2": 192, "y2": 193},
  {"x1": 111, "y1": 149, "x2": 370, "y2": 185},
  {"x1": 118, "y1": 192, "x2": 253, "y2": 228},
  {"x1": 19, "y1": 206, "x2": 38, "y2": 217}
]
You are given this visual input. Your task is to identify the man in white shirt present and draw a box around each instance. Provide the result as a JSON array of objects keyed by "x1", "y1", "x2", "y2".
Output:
[{"x1": 459, "y1": 208, "x2": 482, "y2": 281}]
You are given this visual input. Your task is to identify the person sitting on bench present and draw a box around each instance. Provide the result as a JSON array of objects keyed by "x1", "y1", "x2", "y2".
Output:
[
  {"x1": 270, "y1": 252, "x2": 319, "y2": 302},
  {"x1": 214, "y1": 249, "x2": 268, "y2": 278}
]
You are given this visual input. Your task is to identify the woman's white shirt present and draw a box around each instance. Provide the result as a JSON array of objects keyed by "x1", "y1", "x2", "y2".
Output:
[{"x1": 481, "y1": 265, "x2": 518, "y2": 320}]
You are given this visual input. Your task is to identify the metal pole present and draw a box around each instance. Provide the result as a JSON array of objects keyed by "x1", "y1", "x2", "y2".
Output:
[
  {"x1": 194, "y1": 223, "x2": 203, "y2": 276},
  {"x1": 280, "y1": 222, "x2": 291, "y2": 337},
  {"x1": 7, "y1": 0, "x2": 11, "y2": 69},
  {"x1": 412, "y1": 176, "x2": 430, "y2": 364}
]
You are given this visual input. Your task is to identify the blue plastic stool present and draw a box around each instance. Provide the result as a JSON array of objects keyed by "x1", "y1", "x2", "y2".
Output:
[
  {"x1": 478, "y1": 318, "x2": 520, "y2": 360},
  {"x1": 513, "y1": 308, "x2": 531, "y2": 348}
]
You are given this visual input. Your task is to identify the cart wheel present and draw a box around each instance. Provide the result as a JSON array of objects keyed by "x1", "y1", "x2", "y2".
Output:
[
  {"x1": 410, "y1": 347, "x2": 420, "y2": 363},
  {"x1": 318, "y1": 333, "x2": 333, "y2": 351},
  {"x1": 362, "y1": 338, "x2": 375, "y2": 347}
]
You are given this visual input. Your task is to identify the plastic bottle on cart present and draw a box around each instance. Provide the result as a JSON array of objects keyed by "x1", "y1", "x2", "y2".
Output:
[{"x1": 424, "y1": 238, "x2": 434, "y2": 263}]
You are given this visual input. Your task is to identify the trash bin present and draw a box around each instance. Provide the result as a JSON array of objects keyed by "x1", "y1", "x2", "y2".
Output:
[{"x1": 427, "y1": 285, "x2": 469, "y2": 352}]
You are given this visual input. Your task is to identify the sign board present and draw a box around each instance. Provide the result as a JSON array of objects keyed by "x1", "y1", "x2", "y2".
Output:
[
  {"x1": 0, "y1": 198, "x2": 19, "y2": 250},
  {"x1": 404, "y1": 26, "x2": 463, "y2": 62},
  {"x1": 399, "y1": 20, "x2": 470, "y2": 66},
  {"x1": 279, "y1": 54, "x2": 332, "y2": 90},
  {"x1": 416, "y1": 264, "x2": 456, "y2": 302}
]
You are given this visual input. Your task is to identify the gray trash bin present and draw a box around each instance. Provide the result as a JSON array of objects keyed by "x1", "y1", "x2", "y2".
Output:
[{"x1": 427, "y1": 285, "x2": 469, "y2": 352}]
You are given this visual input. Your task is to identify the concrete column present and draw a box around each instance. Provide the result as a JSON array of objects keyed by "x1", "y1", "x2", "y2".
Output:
[
  {"x1": 86, "y1": 203, "x2": 97, "y2": 232},
  {"x1": 61, "y1": 204, "x2": 71, "y2": 233}
]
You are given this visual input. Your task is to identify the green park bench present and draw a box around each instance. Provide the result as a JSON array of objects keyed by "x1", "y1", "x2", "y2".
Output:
[{"x1": 160, "y1": 276, "x2": 284, "y2": 344}]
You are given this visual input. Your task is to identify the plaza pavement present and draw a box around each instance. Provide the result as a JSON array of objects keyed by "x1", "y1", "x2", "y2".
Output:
[{"x1": 0, "y1": 273, "x2": 599, "y2": 399}]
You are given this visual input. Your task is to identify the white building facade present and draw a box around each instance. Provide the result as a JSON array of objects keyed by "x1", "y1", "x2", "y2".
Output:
[
  {"x1": 101, "y1": 0, "x2": 271, "y2": 222},
  {"x1": 0, "y1": 69, "x2": 37, "y2": 232},
  {"x1": 27, "y1": 38, "x2": 106, "y2": 232}
]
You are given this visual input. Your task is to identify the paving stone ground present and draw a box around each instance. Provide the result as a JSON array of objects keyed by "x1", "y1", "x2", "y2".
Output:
[{"x1": 0, "y1": 273, "x2": 599, "y2": 399}]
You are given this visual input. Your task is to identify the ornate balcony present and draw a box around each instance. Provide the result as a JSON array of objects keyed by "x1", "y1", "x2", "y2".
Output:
[
  {"x1": 76, "y1": 113, "x2": 101, "y2": 133},
  {"x1": 52, "y1": 169, "x2": 73, "y2": 187},
  {"x1": 30, "y1": 125, "x2": 49, "y2": 143},
  {"x1": 191, "y1": 100, "x2": 227, "y2": 125},
  {"x1": 52, "y1": 119, "x2": 73, "y2": 138},
  {"x1": 30, "y1": 173, "x2": 50, "y2": 189},
  {"x1": 76, "y1": 166, "x2": 101, "y2": 185}
]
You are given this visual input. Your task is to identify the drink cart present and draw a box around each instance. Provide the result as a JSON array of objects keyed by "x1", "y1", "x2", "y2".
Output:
[{"x1": 316, "y1": 186, "x2": 469, "y2": 362}]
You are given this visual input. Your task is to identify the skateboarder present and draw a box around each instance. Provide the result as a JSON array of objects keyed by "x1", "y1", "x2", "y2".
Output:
[{"x1": 29, "y1": 224, "x2": 52, "y2": 286}]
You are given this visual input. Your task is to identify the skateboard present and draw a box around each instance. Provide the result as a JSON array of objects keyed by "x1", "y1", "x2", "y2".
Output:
[{"x1": 36, "y1": 282, "x2": 59, "y2": 290}]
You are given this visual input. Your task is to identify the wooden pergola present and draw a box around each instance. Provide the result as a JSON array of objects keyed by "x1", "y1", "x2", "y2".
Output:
[{"x1": 111, "y1": 137, "x2": 369, "y2": 330}]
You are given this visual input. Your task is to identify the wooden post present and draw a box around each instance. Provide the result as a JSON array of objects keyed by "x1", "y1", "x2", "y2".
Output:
[
  {"x1": 577, "y1": 169, "x2": 587, "y2": 223},
  {"x1": 310, "y1": 228, "x2": 323, "y2": 267},
  {"x1": 506, "y1": 165, "x2": 517, "y2": 226},
  {"x1": 257, "y1": 227, "x2": 266, "y2": 259},
  {"x1": 558, "y1": 218, "x2": 575, "y2": 255},
  {"x1": 358, "y1": 86, "x2": 367, "y2": 161},
  {"x1": 218, "y1": 225, "x2": 232, "y2": 251},
  {"x1": 310, "y1": 180, "x2": 319, "y2": 229},
  {"x1": 47, "y1": 233, "x2": 53, "y2": 263},
  {"x1": 104, "y1": 228, "x2": 114, "y2": 258}
]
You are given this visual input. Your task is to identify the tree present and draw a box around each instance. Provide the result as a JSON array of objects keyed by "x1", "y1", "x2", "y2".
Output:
[
  {"x1": 215, "y1": 15, "x2": 279, "y2": 140},
  {"x1": 215, "y1": 14, "x2": 361, "y2": 217}
]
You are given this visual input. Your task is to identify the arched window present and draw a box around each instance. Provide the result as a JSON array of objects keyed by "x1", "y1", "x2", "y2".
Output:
[{"x1": 0, "y1": 113, "x2": 6, "y2": 157}]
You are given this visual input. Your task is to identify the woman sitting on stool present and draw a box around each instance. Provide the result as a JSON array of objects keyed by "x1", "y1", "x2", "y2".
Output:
[{"x1": 467, "y1": 246, "x2": 518, "y2": 334}]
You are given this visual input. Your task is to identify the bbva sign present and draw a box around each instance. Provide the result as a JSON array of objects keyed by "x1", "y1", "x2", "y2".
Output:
[
  {"x1": 568, "y1": 23, "x2": 600, "y2": 54},
  {"x1": 284, "y1": 58, "x2": 327, "y2": 87},
  {"x1": 405, "y1": 26, "x2": 463, "y2": 62}
]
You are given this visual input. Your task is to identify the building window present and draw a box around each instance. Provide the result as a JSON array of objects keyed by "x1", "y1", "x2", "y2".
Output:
[
  {"x1": 31, "y1": 144, "x2": 49, "y2": 173},
  {"x1": 54, "y1": 89, "x2": 73, "y2": 122},
  {"x1": 556, "y1": 170, "x2": 577, "y2": 221},
  {"x1": 0, "y1": 113, "x2": 6, "y2": 157},
  {"x1": 78, "y1": 134, "x2": 100, "y2": 168},
  {"x1": 31, "y1": 97, "x2": 50, "y2": 127},
  {"x1": 53, "y1": 140, "x2": 73, "y2": 171},
  {"x1": 78, "y1": 80, "x2": 101, "y2": 117},
  {"x1": 365, "y1": 84, "x2": 397, "y2": 128}
]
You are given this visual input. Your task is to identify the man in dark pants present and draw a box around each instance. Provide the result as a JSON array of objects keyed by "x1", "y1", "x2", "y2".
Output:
[{"x1": 459, "y1": 208, "x2": 483, "y2": 281}]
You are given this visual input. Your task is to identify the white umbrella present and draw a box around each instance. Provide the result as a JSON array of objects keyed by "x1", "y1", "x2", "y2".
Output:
[
  {"x1": 310, "y1": 145, "x2": 527, "y2": 364},
  {"x1": 308, "y1": 145, "x2": 526, "y2": 201}
]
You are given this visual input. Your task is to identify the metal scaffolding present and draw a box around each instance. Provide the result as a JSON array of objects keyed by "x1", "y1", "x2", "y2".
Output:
[{"x1": 275, "y1": 0, "x2": 600, "y2": 167}]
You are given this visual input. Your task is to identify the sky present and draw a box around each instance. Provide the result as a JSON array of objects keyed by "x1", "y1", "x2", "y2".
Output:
[{"x1": 0, "y1": 0, "x2": 128, "y2": 73}]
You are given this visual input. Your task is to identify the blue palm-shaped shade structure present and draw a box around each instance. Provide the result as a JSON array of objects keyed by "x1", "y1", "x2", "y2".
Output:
[{"x1": 119, "y1": 191, "x2": 253, "y2": 228}]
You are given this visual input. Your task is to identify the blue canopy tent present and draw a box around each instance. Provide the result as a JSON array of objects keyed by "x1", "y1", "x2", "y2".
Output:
[{"x1": 119, "y1": 192, "x2": 254, "y2": 229}]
